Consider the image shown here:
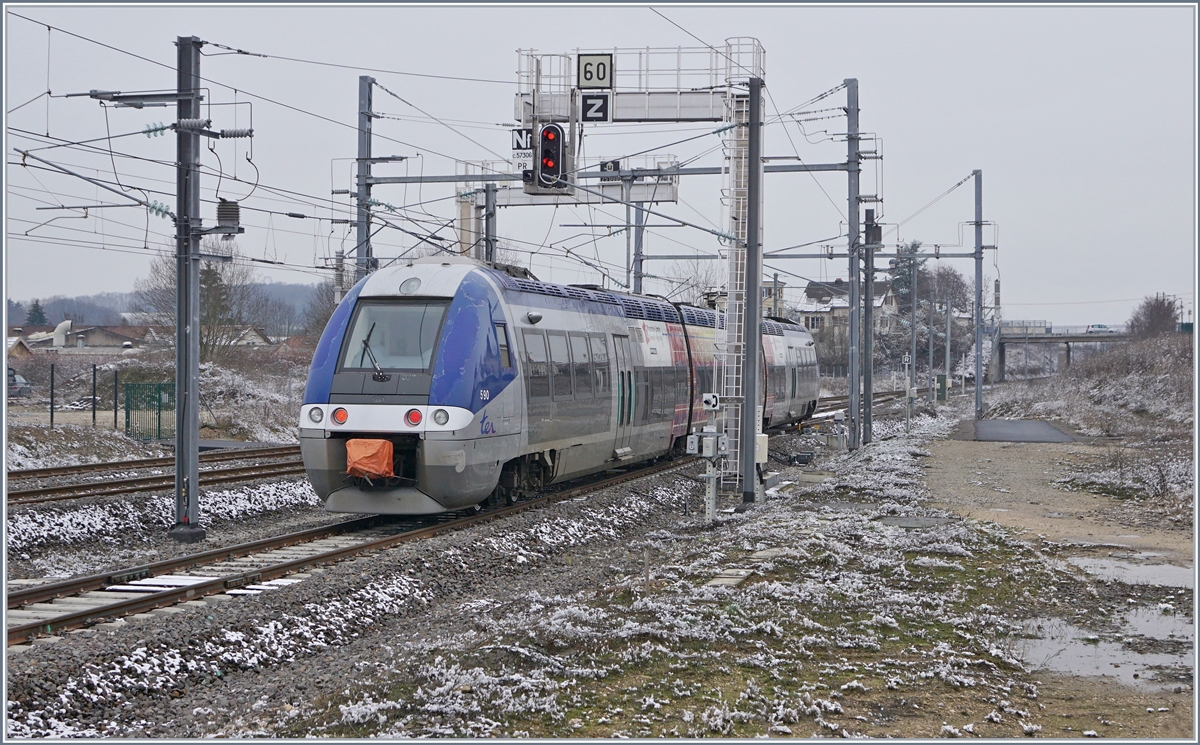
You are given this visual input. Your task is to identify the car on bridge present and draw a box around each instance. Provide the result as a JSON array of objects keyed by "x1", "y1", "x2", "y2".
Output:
[{"x1": 1085, "y1": 324, "x2": 1118, "y2": 334}]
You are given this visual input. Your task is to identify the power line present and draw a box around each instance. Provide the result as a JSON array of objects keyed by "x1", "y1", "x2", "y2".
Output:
[
  {"x1": 203, "y1": 40, "x2": 518, "y2": 86},
  {"x1": 6, "y1": 233, "x2": 331, "y2": 279},
  {"x1": 373, "y1": 80, "x2": 510, "y2": 163},
  {"x1": 6, "y1": 13, "x2": 485, "y2": 168},
  {"x1": 885, "y1": 172, "x2": 975, "y2": 237},
  {"x1": 644, "y1": 8, "x2": 846, "y2": 223},
  {"x1": 1005, "y1": 295, "x2": 1192, "y2": 306}
]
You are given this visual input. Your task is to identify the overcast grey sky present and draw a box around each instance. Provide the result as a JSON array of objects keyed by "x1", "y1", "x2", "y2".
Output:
[{"x1": 4, "y1": 3, "x2": 1195, "y2": 327}]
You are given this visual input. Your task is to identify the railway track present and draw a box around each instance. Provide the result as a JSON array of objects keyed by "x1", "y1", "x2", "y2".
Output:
[
  {"x1": 6, "y1": 445, "x2": 300, "y2": 481},
  {"x1": 815, "y1": 389, "x2": 907, "y2": 411},
  {"x1": 6, "y1": 460, "x2": 309, "y2": 505},
  {"x1": 6, "y1": 456, "x2": 696, "y2": 646}
]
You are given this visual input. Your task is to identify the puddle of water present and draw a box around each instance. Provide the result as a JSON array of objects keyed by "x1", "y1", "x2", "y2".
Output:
[
  {"x1": 1067, "y1": 557, "x2": 1195, "y2": 589},
  {"x1": 1019, "y1": 618, "x2": 1191, "y2": 691},
  {"x1": 1120, "y1": 607, "x2": 1194, "y2": 642}
]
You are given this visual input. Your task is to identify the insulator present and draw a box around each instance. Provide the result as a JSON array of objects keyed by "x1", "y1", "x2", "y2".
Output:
[
  {"x1": 219, "y1": 128, "x2": 253, "y2": 139},
  {"x1": 175, "y1": 118, "x2": 212, "y2": 131},
  {"x1": 143, "y1": 122, "x2": 168, "y2": 137},
  {"x1": 147, "y1": 200, "x2": 170, "y2": 218},
  {"x1": 216, "y1": 198, "x2": 240, "y2": 229}
]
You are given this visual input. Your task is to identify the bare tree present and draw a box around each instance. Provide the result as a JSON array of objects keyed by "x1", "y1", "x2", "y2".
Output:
[
  {"x1": 130, "y1": 241, "x2": 272, "y2": 362},
  {"x1": 301, "y1": 280, "x2": 339, "y2": 341},
  {"x1": 660, "y1": 258, "x2": 724, "y2": 307},
  {"x1": 1127, "y1": 294, "x2": 1179, "y2": 338},
  {"x1": 928, "y1": 263, "x2": 971, "y2": 309},
  {"x1": 259, "y1": 295, "x2": 299, "y2": 339}
]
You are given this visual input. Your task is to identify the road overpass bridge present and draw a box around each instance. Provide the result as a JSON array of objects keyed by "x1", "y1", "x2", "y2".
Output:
[{"x1": 995, "y1": 329, "x2": 1129, "y2": 381}]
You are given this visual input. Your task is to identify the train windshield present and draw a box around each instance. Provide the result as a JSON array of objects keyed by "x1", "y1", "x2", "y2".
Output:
[{"x1": 339, "y1": 301, "x2": 448, "y2": 372}]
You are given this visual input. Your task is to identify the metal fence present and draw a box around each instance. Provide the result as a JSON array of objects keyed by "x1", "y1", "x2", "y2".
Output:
[{"x1": 124, "y1": 382, "x2": 175, "y2": 440}]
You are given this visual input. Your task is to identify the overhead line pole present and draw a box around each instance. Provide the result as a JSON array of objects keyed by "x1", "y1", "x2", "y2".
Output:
[
  {"x1": 845, "y1": 78, "x2": 861, "y2": 451},
  {"x1": 974, "y1": 169, "x2": 984, "y2": 420},
  {"x1": 633, "y1": 201, "x2": 645, "y2": 294},
  {"x1": 863, "y1": 209, "x2": 877, "y2": 443},
  {"x1": 910, "y1": 255, "x2": 918, "y2": 393},
  {"x1": 739, "y1": 76, "x2": 764, "y2": 505},
  {"x1": 929, "y1": 299, "x2": 935, "y2": 402},
  {"x1": 623, "y1": 177, "x2": 632, "y2": 289},
  {"x1": 168, "y1": 35, "x2": 205, "y2": 544},
  {"x1": 484, "y1": 182, "x2": 497, "y2": 262},
  {"x1": 355, "y1": 75, "x2": 376, "y2": 284}
]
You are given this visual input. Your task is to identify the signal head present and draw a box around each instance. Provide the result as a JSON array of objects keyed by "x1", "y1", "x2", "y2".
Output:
[{"x1": 536, "y1": 123, "x2": 565, "y2": 188}]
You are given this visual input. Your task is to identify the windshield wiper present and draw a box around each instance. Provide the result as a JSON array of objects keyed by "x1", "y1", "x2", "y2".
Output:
[{"x1": 360, "y1": 322, "x2": 391, "y2": 382}]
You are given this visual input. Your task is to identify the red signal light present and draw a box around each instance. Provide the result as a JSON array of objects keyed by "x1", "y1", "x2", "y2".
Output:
[
  {"x1": 405, "y1": 408, "x2": 422, "y2": 426},
  {"x1": 537, "y1": 123, "x2": 565, "y2": 189}
]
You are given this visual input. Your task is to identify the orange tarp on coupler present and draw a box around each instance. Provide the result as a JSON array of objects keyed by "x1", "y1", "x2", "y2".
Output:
[{"x1": 345, "y1": 438, "x2": 394, "y2": 479}]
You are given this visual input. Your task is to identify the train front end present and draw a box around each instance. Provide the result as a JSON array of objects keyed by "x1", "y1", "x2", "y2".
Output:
[{"x1": 299, "y1": 257, "x2": 519, "y2": 514}]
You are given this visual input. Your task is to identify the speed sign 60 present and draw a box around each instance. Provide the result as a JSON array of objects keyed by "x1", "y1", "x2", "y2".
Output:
[{"x1": 577, "y1": 54, "x2": 613, "y2": 89}]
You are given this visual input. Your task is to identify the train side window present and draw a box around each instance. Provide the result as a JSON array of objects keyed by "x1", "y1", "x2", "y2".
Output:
[
  {"x1": 570, "y1": 333, "x2": 593, "y2": 399},
  {"x1": 589, "y1": 334, "x2": 610, "y2": 394},
  {"x1": 634, "y1": 370, "x2": 649, "y2": 424},
  {"x1": 548, "y1": 332, "x2": 573, "y2": 401},
  {"x1": 495, "y1": 323, "x2": 512, "y2": 369},
  {"x1": 521, "y1": 330, "x2": 550, "y2": 400},
  {"x1": 651, "y1": 368, "x2": 663, "y2": 420},
  {"x1": 665, "y1": 367, "x2": 677, "y2": 419}
]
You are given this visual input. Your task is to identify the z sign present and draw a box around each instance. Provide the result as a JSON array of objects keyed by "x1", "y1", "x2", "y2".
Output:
[{"x1": 580, "y1": 93, "x2": 611, "y2": 123}]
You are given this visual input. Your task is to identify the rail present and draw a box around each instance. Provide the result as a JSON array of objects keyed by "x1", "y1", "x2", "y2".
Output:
[
  {"x1": 7, "y1": 460, "x2": 307, "y2": 505},
  {"x1": 6, "y1": 445, "x2": 300, "y2": 481},
  {"x1": 7, "y1": 456, "x2": 697, "y2": 646}
]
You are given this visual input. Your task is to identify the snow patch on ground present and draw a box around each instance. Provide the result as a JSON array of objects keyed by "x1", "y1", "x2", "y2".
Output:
[{"x1": 6, "y1": 480, "x2": 321, "y2": 556}]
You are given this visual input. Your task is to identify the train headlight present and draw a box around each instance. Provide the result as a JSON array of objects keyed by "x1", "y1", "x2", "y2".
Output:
[
  {"x1": 405, "y1": 408, "x2": 422, "y2": 426},
  {"x1": 331, "y1": 407, "x2": 348, "y2": 425},
  {"x1": 432, "y1": 408, "x2": 449, "y2": 425},
  {"x1": 308, "y1": 407, "x2": 324, "y2": 424}
]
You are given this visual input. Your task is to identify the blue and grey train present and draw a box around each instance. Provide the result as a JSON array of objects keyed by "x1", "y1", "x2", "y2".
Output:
[{"x1": 300, "y1": 256, "x2": 820, "y2": 514}]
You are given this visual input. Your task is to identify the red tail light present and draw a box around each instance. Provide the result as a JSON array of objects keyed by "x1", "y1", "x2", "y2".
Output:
[
  {"x1": 331, "y1": 408, "x2": 348, "y2": 425},
  {"x1": 405, "y1": 408, "x2": 422, "y2": 426}
]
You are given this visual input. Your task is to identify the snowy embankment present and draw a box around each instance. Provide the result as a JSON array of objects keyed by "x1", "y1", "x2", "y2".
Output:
[
  {"x1": 5, "y1": 424, "x2": 167, "y2": 470},
  {"x1": 7, "y1": 481, "x2": 321, "y2": 557}
]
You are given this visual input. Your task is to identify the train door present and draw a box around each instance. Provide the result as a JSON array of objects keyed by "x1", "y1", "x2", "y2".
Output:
[{"x1": 612, "y1": 334, "x2": 635, "y2": 460}]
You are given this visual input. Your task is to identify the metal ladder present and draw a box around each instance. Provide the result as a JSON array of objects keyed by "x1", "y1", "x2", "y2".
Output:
[{"x1": 719, "y1": 91, "x2": 750, "y2": 489}]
